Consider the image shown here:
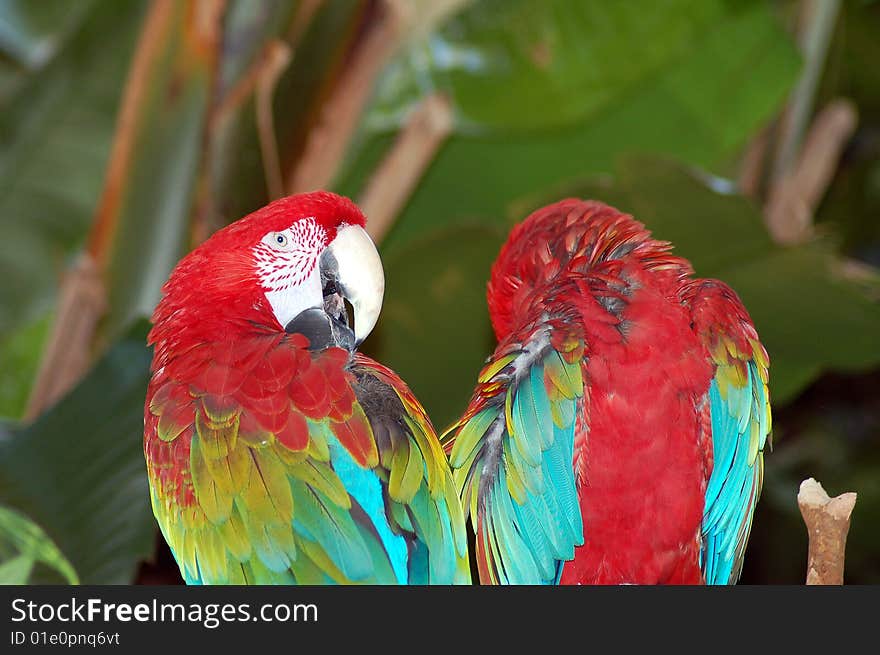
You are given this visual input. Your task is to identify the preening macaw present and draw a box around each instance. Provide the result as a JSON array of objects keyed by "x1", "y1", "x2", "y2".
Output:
[
  {"x1": 445, "y1": 199, "x2": 771, "y2": 585},
  {"x1": 144, "y1": 192, "x2": 470, "y2": 584}
]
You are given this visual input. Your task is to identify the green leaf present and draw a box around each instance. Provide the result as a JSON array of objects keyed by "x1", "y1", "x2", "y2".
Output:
[
  {"x1": 0, "y1": 0, "x2": 99, "y2": 111},
  {"x1": 0, "y1": 554, "x2": 33, "y2": 584},
  {"x1": 338, "y1": 0, "x2": 800, "y2": 253},
  {"x1": 0, "y1": 311, "x2": 51, "y2": 419},
  {"x1": 0, "y1": 319, "x2": 155, "y2": 584},
  {"x1": 99, "y1": 3, "x2": 220, "y2": 342},
  {"x1": 0, "y1": 0, "x2": 147, "y2": 337},
  {"x1": 0, "y1": 0, "x2": 98, "y2": 71},
  {"x1": 369, "y1": 0, "x2": 729, "y2": 132},
  {"x1": 564, "y1": 157, "x2": 880, "y2": 405},
  {"x1": 361, "y1": 224, "x2": 505, "y2": 431},
  {"x1": 814, "y1": 1, "x2": 880, "y2": 261},
  {"x1": 0, "y1": 504, "x2": 78, "y2": 584}
]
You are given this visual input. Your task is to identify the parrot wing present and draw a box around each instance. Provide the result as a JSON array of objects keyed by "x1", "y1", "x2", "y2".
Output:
[
  {"x1": 685, "y1": 280, "x2": 771, "y2": 585},
  {"x1": 145, "y1": 335, "x2": 469, "y2": 584},
  {"x1": 445, "y1": 326, "x2": 585, "y2": 584}
]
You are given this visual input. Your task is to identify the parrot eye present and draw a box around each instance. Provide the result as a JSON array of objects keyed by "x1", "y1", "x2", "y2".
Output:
[{"x1": 264, "y1": 230, "x2": 294, "y2": 251}]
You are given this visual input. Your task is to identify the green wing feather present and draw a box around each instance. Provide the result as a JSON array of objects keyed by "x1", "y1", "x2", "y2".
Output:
[
  {"x1": 445, "y1": 330, "x2": 585, "y2": 584},
  {"x1": 685, "y1": 280, "x2": 771, "y2": 585},
  {"x1": 145, "y1": 345, "x2": 470, "y2": 585}
]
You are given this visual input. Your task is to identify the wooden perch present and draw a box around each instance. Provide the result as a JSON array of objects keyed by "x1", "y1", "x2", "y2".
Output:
[{"x1": 797, "y1": 477, "x2": 857, "y2": 585}]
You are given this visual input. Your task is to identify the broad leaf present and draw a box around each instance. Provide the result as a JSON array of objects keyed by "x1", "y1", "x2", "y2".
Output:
[
  {"x1": 99, "y1": 3, "x2": 220, "y2": 341},
  {"x1": 0, "y1": 0, "x2": 100, "y2": 99},
  {"x1": 0, "y1": 0, "x2": 145, "y2": 422},
  {"x1": 368, "y1": 0, "x2": 729, "y2": 132},
  {"x1": 0, "y1": 312, "x2": 50, "y2": 419},
  {"x1": 0, "y1": 0, "x2": 147, "y2": 336},
  {"x1": 337, "y1": 0, "x2": 800, "y2": 254},
  {"x1": 0, "y1": 320, "x2": 154, "y2": 584},
  {"x1": 0, "y1": 503, "x2": 78, "y2": 584}
]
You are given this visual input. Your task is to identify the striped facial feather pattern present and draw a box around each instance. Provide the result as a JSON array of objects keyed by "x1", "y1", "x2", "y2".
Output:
[
  {"x1": 251, "y1": 216, "x2": 329, "y2": 329},
  {"x1": 252, "y1": 217, "x2": 327, "y2": 292}
]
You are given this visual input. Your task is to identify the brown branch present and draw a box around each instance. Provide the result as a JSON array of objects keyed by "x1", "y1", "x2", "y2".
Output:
[
  {"x1": 286, "y1": 0, "x2": 325, "y2": 45},
  {"x1": 27, "y1": 0, "x2": 178, "y2": 419},
  {"x1": 23, "y1": 255, "x2": 106, "y2": 420},
  {"x1": 770, "y1": 0, "x2": 842, "y2": 183},
  {"x1": 737, "y1": 125, "x2": 771, "y2": 199},
  {"x1": 764, "y1": 99, "x2": 857, "y2": 245},
  {"x1": 284, "y1": 0, "x2": 470, "y2": 196},
  {"x1": 89, "y1": 0, "x2": 225, "y2": 261},
  {"x1": 29, "y1": 1, "x2": 226, "y2": 419},
  {"x1": 256, "y1": 41, "x2": 293, "y2": 200},
  {"x1": 358, "y1": 93, "x2": 453, "y2": 243},
  {"x1": 798, "y1": 477, "x2": 857, "y2": 585},
  {"x1": 86, "y1": 0, "x2": 178, "y2": 264},
  {"x1": 285, "y1": 0, "x2": 408, "y2": 194}
]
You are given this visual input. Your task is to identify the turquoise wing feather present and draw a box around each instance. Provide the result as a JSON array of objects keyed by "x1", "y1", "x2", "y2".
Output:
[
  {"x1": 445, "y1": 330, "x2": 585, "y2": 584},
  {"x1": 686, "y1": 281, "x2": 771, "y2": 585},
  {"x1": 145, "y1": 340, "x2": 470, "y2": 585}
]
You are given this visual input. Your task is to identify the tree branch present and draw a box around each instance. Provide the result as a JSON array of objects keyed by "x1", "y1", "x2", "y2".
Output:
[
  {"x1": 358, "y1": 93, "x2": 453, "y2": 243},
  {"x1": 770, "y1": 0, "x2": 842, "y2": 183},
  {"x1": 764, "y1": 98, "x2": 857, "y2": 244},
  {"x1": 24, "y1": 255, "x2": 106, "y2": 420},
  {"x1": 797, "y1": 477, "x2": 857, "y2": 585}
]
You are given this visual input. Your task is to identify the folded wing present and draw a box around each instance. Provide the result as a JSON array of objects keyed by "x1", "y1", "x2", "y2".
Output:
[{"x1": 445, "y1": 328, "x2": 585, "y2": 584}]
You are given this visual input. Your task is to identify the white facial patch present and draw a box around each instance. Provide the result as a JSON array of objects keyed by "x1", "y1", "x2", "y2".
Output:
[{"x1": 252, "y1": 217, "x2": 327, "y2": 328}]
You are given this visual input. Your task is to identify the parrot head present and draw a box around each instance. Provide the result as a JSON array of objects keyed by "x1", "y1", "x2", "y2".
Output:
[{"x1": 151, "y1": 191, "x2": 384, "y2": 353}]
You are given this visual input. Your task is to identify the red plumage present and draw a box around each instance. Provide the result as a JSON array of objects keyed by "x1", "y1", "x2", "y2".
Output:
[
  {"x1": 145, "y1": 193, "x2": 370, "y2": 512},
  {"x1": 449, "y1": 199, "x2": 769, "y2": 585}
]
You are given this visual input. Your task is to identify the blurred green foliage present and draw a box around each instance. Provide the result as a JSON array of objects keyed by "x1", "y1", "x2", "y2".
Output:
[
  {"x1": 339, "y1": 0, "x2": 800, "y2": 253},
  {"x1": 0, "y1": 503, "x2": 78, "y2": 584},
  {"x1": 0, "y1": 321, "x2": 154, "y2": 584},
  {"x1": 0, "y1": 0, "x2": 877, "y2": 584},
  {"x1": 0, "y1": 0, "x2": 146, "y2": 338},
  {"x1": 742, "y1": 0, "x2": 880, "y2": 584}
]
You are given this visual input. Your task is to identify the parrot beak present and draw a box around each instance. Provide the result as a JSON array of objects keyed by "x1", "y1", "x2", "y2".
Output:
[
  {"x1": 285, "y1": 306, "x2": 355, "y2": 352},
  {"x1": 321, "y1": 224, "x2": 384, "y2": 348},
  {"x1": 284, "y1": 225, "x2": 383, "y2": 352}
]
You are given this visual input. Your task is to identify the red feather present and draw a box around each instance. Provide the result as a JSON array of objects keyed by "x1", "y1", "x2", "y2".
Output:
[
  {"x1": 145, "y1": 192, "x2": 372, "y2": 511},
  {"x1": 331, "y1": 410, "x2": 378, "y2": 468},
  {"x1": 464, "y1": 198, "x2": 762, "y2": 584}
]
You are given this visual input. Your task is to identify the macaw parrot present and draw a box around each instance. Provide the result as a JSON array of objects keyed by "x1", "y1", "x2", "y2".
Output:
[
  {"x1": 144, "y1": 191, "x2": 469, "y2": 585},
  {"x1": 445, "y1": 199, "x2": 771, "y2": 585}
]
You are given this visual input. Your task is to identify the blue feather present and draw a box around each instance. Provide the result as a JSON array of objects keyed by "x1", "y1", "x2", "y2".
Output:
[
  {"x1": 702, "y1": 362, "x2": 767, "y2": 585},
  {"x1": 327, "y1": 435, "x2": 409, "y2": 584}
]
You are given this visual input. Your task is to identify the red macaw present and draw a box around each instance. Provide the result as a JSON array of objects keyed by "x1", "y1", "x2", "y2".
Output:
[
  {"x1": 445, "y1": 199, "x2": 771, "y2": 585},
  {"x1": 144, "y1": 192, "x2": 469, "y2": 584}
]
